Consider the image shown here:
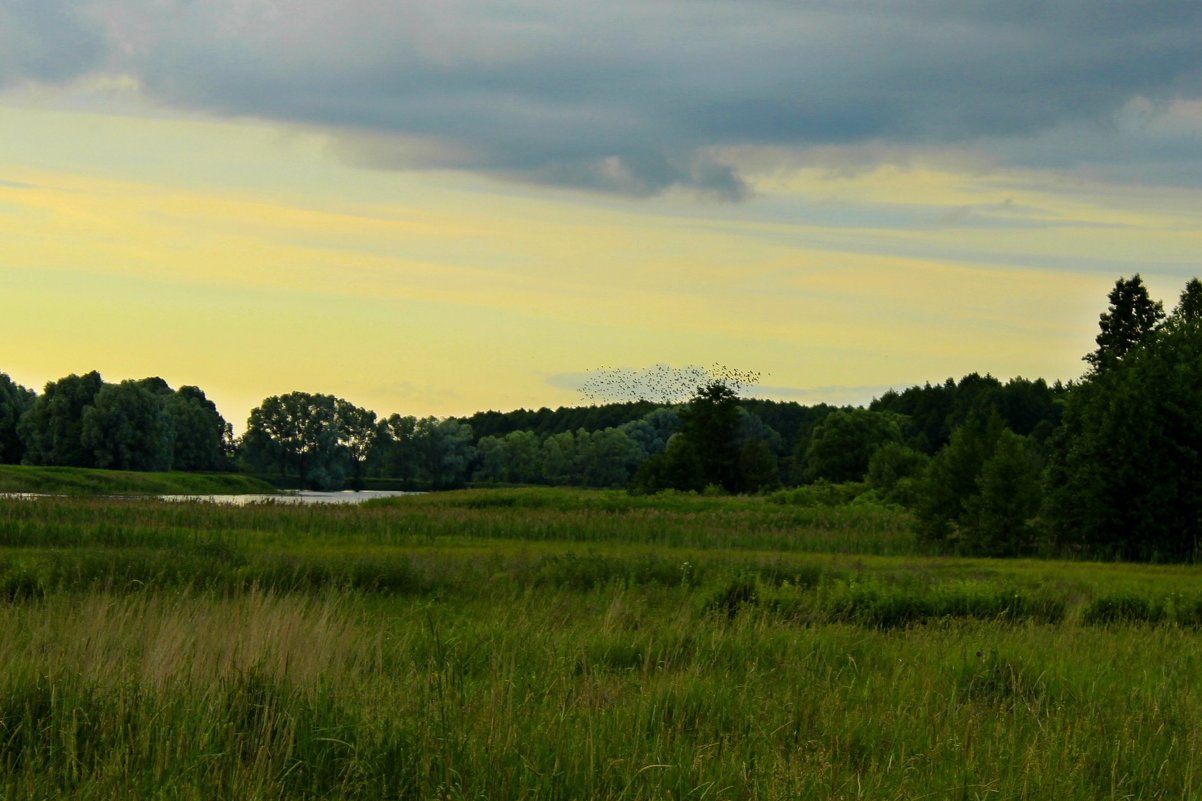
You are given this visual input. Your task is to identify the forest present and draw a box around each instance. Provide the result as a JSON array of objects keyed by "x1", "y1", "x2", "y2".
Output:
[{"x1": 2, "y1": 274, "x2": 1200, "y2": 562}]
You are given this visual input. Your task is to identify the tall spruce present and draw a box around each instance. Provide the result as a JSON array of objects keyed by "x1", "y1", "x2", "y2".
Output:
[
  {"x1": 1084, "y1": 274, "x2": 1165, "y2": 372},
  {"x1": 1047, "y1": 276, "x2": 1202, "y2": 561}
]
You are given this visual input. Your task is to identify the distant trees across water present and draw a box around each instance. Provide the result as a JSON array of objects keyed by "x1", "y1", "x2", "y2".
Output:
[
  {"x1": 3, "y1": 274, "x2": 1201, "y2": 561},
  {"x1": 2, "y1": 373, "x2": 233, "y2": 474},
  {"x1": 0, "y1": 367, "x2": 1056, "y2": 496}
]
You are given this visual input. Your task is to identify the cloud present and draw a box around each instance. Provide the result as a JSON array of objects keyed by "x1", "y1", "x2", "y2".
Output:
[
  {"x1": 6, "y1": 0, "x2": 1202, "y2": 196},
  {"x1": 0, "y1": 1, "x2": 108, "y2": 85},
  {"x1": 544, "y1": 371, "x2": 591, "y2": 395}
]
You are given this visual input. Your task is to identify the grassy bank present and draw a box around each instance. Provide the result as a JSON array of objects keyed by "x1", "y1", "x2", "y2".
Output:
[
  {"x1": 1, "y1": 489, "x2": 1201, "y2": 798},
  {"x1": 0, "y1": 464, "x2": 276, "y2": 496}
]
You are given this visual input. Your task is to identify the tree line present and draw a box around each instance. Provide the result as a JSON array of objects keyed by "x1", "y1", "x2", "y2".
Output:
[
  {"x1": 908, "y1": 275, "x2": 1202, "y2": 561},
  {"x1": 0, "y1": 373, "x2": 232, "y2": 473},
  {"x1": 2, "y1": 274, "x2": 1199, "y2": 560},
  {"x1": 0, "y1": 367, "x2": 1060, "y2": 495}
]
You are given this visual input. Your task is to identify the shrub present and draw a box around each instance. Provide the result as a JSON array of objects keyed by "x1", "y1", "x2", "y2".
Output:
[
  {"x1": 706, "y1": 576, "x2": 759, "y2": 619},
  {"x1": 1081, "y1": 593, "x2": 1164, "y2": 625}
]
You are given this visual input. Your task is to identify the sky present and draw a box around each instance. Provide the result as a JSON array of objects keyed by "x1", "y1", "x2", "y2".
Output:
[{"x1": 2, "y1": 1, "x2": 1202, "y2": 429}]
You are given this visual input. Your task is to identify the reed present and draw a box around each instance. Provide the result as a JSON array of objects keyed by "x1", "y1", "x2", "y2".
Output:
[{"x1": 1, "y1": 490, "x2": 1201, "y2": 798}]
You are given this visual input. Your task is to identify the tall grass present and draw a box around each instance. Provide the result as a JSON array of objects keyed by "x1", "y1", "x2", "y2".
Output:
[
  {"x1": 0, "y1": 488, "x2": 914, "y2": 554},
  {"x1": 2, "y1": 588, "x2": 1202, "y2": 799},
  {"x1": 2, "y1": 490, "x2": 1202, "y2": 798}
]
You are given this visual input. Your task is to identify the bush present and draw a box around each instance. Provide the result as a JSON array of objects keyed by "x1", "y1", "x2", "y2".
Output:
[
  {"x1": 768, "y1": 481, "x2": 868, "y2": 507},
  {"x1": 1081, "y1": 593, "x2": 1164, "y2": 625},
  {"x1": 706, "y1": 576, "x2": 759, "y2": 619},
  {"x1": 0, "y1": 567, "x2": 44, "y2": 602}
]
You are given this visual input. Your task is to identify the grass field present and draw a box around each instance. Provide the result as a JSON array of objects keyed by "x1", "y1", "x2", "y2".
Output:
[
  {"x1": 1, "y1": 487, "x2": 1200, "y2": 799},
  {"x1": 0, "y1": 464, "x2": 276, "y2": 496}
]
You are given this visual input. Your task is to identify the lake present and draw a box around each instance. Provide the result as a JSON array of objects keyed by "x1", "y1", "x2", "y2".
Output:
[
  {"x1": 1, "y1": 490, "x2": 420, "y2": 505},
  {"x1": 163, "y1": 490, "x2": 420, "y2": 505}
]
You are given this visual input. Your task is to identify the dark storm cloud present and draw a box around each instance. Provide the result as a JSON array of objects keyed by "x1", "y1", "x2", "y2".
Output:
[
  {"x1": 10, "y1": 0, "x2": 1202, "y2": 196},
  {"x1": 0, "y1": 1, "x2": 108, "y2": 85}
]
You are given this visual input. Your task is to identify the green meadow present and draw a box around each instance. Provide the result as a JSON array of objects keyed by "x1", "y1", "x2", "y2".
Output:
[
  {"x1": 0, "y1": 464, "x2": 275, "y2": 496},
  {"x1": 1, "y1": 488, "x2": 1201, "y2": 799}
]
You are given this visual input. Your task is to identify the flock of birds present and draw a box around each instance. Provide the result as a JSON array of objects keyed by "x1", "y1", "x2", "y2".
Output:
[{"x1": 578, "y1": 363, "x2": 763, "y2": 406}]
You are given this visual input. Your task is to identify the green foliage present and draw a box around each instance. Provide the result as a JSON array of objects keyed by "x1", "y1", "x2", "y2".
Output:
[
  {"x1": 705, "y1": 575, "x2": 758, "y2": 619},
  {"x1": 18, "y1": 371, "x2": 105, "y2": 467},
  {"x1": 619, "y1": 406, "x2": 679, "y2": 457},
  {"x1": 963, "y1": 430, "x2": 1043, "y2": 557},
  {"x1": 465, "y1": 400, "x2": 661, "y2": 441},
  {"x1": 807, "y1": 580, "x2": 1066, "y2": 628},
  {"x1": 1081, "y1": 593, "x2": 1164, "y2": 626},
  {"x1": 769, "y1": 480, "x2": 869, "y2": 507},
  {"x1": 333, "y1": 397, "x2": 377, "y2": 487},
  {"x1": 866, "y1": 442, "x2": 928, "y2": 505},
  {"x1": 502, "y1": 429, "x2": 542, "y2": 483},
  {"x1": 629, "y1": 381, "x2": 782, "y2": 494},
  {"x1": 369, "y1": 413, "x2": 419, "y2": 482},
  {"x1": 736, "y1": 438, "x2": 781, "y2": 492},
  {"x1": 1084, "y1": 273, "x2": 1165, "y2": 371},
  {"x1": 81, "y1": 381, "x2": 175, "y2": 472},
  {"x1": 872, "y1": 374, "x2": 1063, "y2": 453},
  {"x1": 413, "y1": 417, "x2": 476, "y2": 489},
  {"x1": 915, "y1": 411, "x2": 1004, "y2": 546},
  {"x1": 12, "y1": 373, "x2": 233, "y2": 475},
  {"x1": 0, "y1": 373, "x2": 35, "y2": 465},
  {"x1": 466, "y1": 397, "x2": 781, "y2": 493},
  {"x1": 242, "y1": 392, "x2": 384, "y2": 490},
  {"x1": 740, "y1": 398, "x2": 837, "y2": 458},
  {"x1": 539, "y1": 430, "x2": 578, "y2": 485},
  {"x1": 915, "y1": 413, "x2": 1043, "y2": 556},
  {"x1": 1173, "y1": 277, "x2": 1202, "y2": 322},
  {"x1": 1047, "y1": 284, "x2": 1202, "y2": 561},
  {"x1": 472, "y1": 409, "x2": 677, "y2": 490},
  {"x1": 164, "y1": 386, "x2": 233, "y2": 471},
  {"x1": 473, "y1": 434, "x2": 508, "y2": 483},
  {"x1": 628, "y1": 433, "x2": 706, "y2": 494},
  {"x1": 677, "y1": 380, "x2": 742, "y2": 491},
  {"x1": 241, "y1": 392, "x2": 341, "y2": 487},
  {"x1": 803, "y1": 408, "x2": 902, "y2": 483},
  {"x1": 475, "y1": 429, "x2": 545, "y2": 484},
  {"x1": 577, "y1": 427, "x2": 642, "y2": 487}
]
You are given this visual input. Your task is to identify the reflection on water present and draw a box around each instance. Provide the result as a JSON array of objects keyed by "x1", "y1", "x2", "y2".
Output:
[
  {"x1": 162, "y1": 490, "x2": 419, "y2": 506},
  {"x1": 0, "y1": 490, "x2": 419, "y2": 505}
]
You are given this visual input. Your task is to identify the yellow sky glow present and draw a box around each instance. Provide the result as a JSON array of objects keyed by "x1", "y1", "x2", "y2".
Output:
[{"x1": 2, "y1": 100, "x2": 1197, "y2": 429}]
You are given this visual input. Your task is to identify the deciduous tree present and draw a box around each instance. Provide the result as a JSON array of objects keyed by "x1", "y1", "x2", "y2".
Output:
[
  {"x1": 334, "y1": 398, "x2": 377, "y2": 488},
  {"x1": 803, "y1": 409, "x2": 903, "y2": 484},
  {"x1": 963, "y1": 430, "x2": 1042, "y2": 556},
  {"x1": 81, "y1": 381, "x2": 175, "y2": 471},
  {"x1": 0, "y1": 373, "x2": 35, "y2": 464},
  {"x1": 413, "y1": 417, "x2": 475, "y2": 489},
  {"x1": 242, "y1": 392, "x2": 343, "y2": 488},
  {"x1": 18, "y1": 371, "x2": 104, "y2": 467},
  {"x1": 677, "y1": 381, "x2": 742, "y2": 491},
  {"x1": 165, "y1": 386, "x2": 232, "y2": 471}
]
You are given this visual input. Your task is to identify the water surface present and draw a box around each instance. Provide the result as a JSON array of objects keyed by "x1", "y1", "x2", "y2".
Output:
[
  {"x1": 162, "y1": 490, "x2": 419, "y2": 505},
  {"x1": 0, "y1": 490, "x2": 419, "y2": 505}
]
